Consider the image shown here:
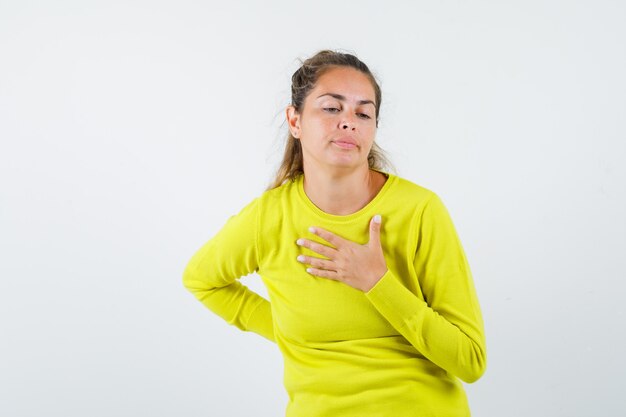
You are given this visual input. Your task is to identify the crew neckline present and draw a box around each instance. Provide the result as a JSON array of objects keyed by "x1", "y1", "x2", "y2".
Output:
[{"x1": 295, "y1": 169, "x2": 396, "y2": 223}]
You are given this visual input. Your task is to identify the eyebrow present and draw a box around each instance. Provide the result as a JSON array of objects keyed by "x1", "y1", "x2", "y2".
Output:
[{"x1": 316, "y1": 93, "x2": 376, "y2": 107}]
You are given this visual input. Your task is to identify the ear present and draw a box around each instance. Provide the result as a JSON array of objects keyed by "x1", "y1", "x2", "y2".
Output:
[{"x1": 286, "y1": 105, "x2": 301, "y2": 139}]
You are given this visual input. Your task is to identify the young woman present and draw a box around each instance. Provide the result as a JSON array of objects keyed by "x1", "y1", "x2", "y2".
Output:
[{"x1": 183, "y1": 49, "x2": 487, "y2": 417}]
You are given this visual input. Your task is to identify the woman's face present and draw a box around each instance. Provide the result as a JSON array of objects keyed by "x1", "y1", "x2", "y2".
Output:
[{"x1": 287, "y1": 66, "x2": 377, "y2": 173}]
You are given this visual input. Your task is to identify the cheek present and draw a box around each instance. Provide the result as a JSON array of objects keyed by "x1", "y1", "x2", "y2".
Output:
[
  {"x1": 360, "y1": 122, "x2": 377, "y2": 137},
  {"x1": 306, "y1": 118, "x2": 334, "y2": 135}
]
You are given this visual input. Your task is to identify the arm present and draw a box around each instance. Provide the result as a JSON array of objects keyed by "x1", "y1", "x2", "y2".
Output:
[
  {"x1": 364, "y1": 193, "x2": 486, "y2": 383},
  {"x1": 182, "y1": 197, "x2": 275, "y2": 343}
]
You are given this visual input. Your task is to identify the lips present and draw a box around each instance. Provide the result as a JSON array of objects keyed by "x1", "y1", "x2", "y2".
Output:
[
  {"x1": 333, "y1": 141, "x2": 357, "y2": 149},
  {"x1": 332, "y1": 137, "x2": 358, "y2": 147}
]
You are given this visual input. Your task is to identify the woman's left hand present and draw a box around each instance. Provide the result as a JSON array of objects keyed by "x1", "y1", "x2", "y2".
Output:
[{"x1": 295, "y1": 214, "x2": 388, "y2": 292}]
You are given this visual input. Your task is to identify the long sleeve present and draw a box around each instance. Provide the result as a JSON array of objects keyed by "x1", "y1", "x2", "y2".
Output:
[
  {"x1": 182, "y1": 197, "x2": 275, "y2": 343},
  {"x1": 365, "y1": 193, "x2": 486, "y2": 383}
]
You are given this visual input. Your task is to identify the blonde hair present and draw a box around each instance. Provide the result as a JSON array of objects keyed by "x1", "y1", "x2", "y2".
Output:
[{"x1": 266, "y1": 50, "x2": 395, "y2": 191}]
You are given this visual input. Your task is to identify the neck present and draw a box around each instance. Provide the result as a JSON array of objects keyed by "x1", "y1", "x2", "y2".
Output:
[{"x1": 301, "y1": 165, "x2": 383, "y2": 216}]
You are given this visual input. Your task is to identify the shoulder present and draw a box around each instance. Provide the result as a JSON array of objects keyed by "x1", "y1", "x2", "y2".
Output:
[
  {"x1": 257, "y1": 174, "x2": 300, "y2": 205},
  {"x1": 384, "y1": 173, "x2": 458, "y2": 233},
  {"x1": 387, "y1": 172, "x2": 439, "y2": 208}
]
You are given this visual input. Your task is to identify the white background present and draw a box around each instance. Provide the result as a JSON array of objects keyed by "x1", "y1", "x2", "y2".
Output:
[{"x1": 1, "y1": 1, "x2": 625, "y2": 416}]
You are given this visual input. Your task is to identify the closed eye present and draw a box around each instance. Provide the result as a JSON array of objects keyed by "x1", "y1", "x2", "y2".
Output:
[{"x1": 324, "y1": 108, "x2": 372, "y2": 119}]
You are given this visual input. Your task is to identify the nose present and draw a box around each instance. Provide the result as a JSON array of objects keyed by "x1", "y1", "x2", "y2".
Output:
[{"x1": 341, "y1": 119, "x2": 356, "y2": 131}]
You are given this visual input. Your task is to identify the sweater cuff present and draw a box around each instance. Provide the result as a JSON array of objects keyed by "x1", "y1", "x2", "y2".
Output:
[{"x1": 364, "y1": 269, "x2": 427, "y2": 331}]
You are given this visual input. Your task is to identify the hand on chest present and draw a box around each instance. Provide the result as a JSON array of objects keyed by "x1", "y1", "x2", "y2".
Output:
[
  {"x1": 261, "y1": 228, "x2": 399, "y2": 343},
  {"x1": 259, "y1": 215, "x2": 417, "y2": 342}
]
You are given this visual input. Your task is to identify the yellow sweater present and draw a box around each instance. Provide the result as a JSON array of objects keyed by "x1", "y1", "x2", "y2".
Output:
[{"x1": 183, "y1": 170, "x2": 487, "y2": 417}]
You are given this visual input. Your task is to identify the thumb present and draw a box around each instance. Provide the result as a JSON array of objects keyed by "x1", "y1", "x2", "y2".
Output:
[{"x1": 369, "y1": 214, "x2": 382, "y2": 246}]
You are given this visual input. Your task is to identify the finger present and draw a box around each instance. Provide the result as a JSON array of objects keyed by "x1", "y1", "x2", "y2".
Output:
[
  {"x1": 368, "y1": 214, "x2": 382, "y2": 247},
  {"x1": 309, "y1": 226, "x2": 342, "y2": 248},
  {"x1": 305, "y1": 266, "x2": 338, "y2": 280},
  {"x1": 297, "y1": 254, "x2": 334, "y2": 270},
  {"x1": 298, "y1": 237, "x2": 336, "y2": 258}
]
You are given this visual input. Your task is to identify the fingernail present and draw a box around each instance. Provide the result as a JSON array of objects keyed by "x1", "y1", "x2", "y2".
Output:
[
  {"x1": 373, "y1": 214, "x2": 381, "y2": 224},
  {"x1": 308, "y1": 226, "x2": 316, "y2": 233},
  {"x1": 296, "y1": 239, "x2": 304, "y2": 245}
]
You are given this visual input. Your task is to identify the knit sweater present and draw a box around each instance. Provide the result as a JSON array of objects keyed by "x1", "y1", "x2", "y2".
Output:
[{"x1": 182, "y1": 169, "x2": 487, "y2": 417}]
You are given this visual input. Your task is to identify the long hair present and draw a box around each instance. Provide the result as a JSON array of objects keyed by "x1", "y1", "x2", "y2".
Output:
[{"x1": 266, "y1": 49, "x2": 395, "y2": 191}]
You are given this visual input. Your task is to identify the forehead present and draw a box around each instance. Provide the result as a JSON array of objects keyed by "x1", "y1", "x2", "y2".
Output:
[{"x1": 311, "y1": 66, "x2": 375, "y2": 102}]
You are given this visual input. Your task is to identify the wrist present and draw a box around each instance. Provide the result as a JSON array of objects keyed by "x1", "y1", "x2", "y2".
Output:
[{"x1": 364, "y1": 267, "x2": 388, "y2": 292}]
